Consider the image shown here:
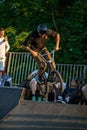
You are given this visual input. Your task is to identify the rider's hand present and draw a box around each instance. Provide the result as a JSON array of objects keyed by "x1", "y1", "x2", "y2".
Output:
[
  {"x1": 54, "y1": 46, "x2": 59, "y2": 51},
  {"x1": 25, "y1": 46, "x2": 38, "y2": 57}
]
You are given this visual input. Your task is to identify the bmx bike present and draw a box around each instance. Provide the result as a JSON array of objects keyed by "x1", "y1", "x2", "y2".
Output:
[{"x1": 35, "y1": 50, "x2": 64, "y2": 97}]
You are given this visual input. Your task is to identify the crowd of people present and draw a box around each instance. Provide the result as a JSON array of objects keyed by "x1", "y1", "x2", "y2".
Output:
[{"x1": 19, "y1": 68, "x2": 87, "y2": 105}]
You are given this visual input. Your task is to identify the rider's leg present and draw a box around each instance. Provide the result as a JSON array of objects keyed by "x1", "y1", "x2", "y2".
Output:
[
  {"x1": 40, "y1": 47, "x2": 56, "y2": 70},
  {"x1": 34, "y1": 53, "x2": 47, "y2": 81}
]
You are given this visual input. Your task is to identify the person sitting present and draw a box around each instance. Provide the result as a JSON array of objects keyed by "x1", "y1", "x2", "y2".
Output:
[
  {"x1": 45, "y1": 80, "x2": 67, "y2": 103},
  {"x1": 81, "y1": 84, "x2": 87, "y2": 105},
  {"x1": 45, "y1": 81, "x2": 57, "y2": 103},
  {"x1": 29, "y1": 70, "x2": 58, "y2": 102},
  {"x1": 58, "y1": 77, "x2": 80, "y2": 104},
  {"x1": 29, "y1": 70, "x2": 48, "y2": 102}
]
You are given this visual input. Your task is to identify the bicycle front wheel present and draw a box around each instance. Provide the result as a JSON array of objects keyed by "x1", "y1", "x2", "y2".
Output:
[{"x1": 50, "y1": 71, "x2": 64, "y2": 96}]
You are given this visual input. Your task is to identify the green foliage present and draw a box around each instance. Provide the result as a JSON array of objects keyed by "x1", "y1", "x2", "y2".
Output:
[
  {"x1": 0, "y1": 0, "x2": 87, "y2": 64},
  {"x1": 5, "y1": 26, "x2": 17, "y2": 51},
  {"x1": 14, "y1": 32, "x2": 29, "y2": 52}
]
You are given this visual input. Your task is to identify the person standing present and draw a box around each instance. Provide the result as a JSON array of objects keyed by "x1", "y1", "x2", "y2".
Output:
[{"x1": 0, "y1": 28, "x2": 10, "y2": 76}]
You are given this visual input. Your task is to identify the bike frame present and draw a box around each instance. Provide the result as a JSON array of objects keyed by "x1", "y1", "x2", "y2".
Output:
[
  {"x1": 37, "y1": 50, "x2": 64, "y2": 96},
  {"x1": 39, "y1": 50, "x2": 55, "y2": 80}
]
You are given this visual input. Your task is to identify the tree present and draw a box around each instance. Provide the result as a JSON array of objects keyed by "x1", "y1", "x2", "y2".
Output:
[{"x1": 0, "y1": 0, "x2": 87, "y2": 64}]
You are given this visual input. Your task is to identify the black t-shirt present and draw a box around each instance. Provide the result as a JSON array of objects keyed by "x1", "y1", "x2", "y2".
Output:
[{"x1": 22, "y1": 29, "x2": 58, "y2": 51}]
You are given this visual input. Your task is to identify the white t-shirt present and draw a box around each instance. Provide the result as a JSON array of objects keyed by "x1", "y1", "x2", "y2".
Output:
[
  {"x1": 31, "y1": 70, "x2": 48, "y2": 81},
  {"x1": 0, "y1": 37, "x2": 10, "y2": 70},
  {"x1": 58, "y1": 82, "x2": 66, "y2": 90},
  {"x1": 0, "y1": 37, "x2": 10, "y2": 59}
]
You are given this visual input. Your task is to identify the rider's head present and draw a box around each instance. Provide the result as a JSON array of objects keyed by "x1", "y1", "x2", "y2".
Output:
[{"x1": 37, "y1": 24, "x2": 48, "y2": 35}]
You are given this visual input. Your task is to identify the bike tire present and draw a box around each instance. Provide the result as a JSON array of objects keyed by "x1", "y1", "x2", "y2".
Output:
[{"x1": 50, "y1": 70, "x2": 64, "y2": 96}]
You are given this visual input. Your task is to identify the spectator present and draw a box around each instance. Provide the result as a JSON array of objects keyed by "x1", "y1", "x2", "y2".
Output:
[
  {"x1": 28, "y1": 70, "x2": 62, "y2": 102},
  {"x1": 46, "y1": 81, "x2": 66, "y2": 103},
  {"x1": 28, "y1": 70, "x2": 48, "y2": 102},
  {"x1": 45, "y1": 81, "x2": 57, "y2": 103},
  {"x1": 81, "y1": 84, "x2": 87, "y2": 104},
  {"x1": 0, "y1": 28, "x2": 10, "y2": 77},
  {"x1": 58, "y1": 77, "x2": 80, "y2": 104}
]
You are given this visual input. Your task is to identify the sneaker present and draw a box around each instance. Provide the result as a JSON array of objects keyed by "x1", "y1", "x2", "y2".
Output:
[
  {"x1": 45, "y1": 98, "x2": 49, "y2": 103},
  {"x1": 58, "y1": 96, "x2": 63, "y2": 101},
  {"x1": 38, "y1": 96, "x2": 42, "y2": 102},
  {"x1": 54, "y1": 99, "x2": 57, "y2": 103},
  {"x1": 32, "y1": 95, "x2": 36, "y2": 101}
]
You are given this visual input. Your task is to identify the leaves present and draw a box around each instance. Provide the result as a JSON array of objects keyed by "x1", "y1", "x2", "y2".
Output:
[{"x1": 0, "y1": 0, "x2": 87, "y2": 64}]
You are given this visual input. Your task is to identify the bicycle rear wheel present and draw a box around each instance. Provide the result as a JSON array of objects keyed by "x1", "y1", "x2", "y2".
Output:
[{"x1": 50, "y1": 71, "x2": 64, "y2": 96}]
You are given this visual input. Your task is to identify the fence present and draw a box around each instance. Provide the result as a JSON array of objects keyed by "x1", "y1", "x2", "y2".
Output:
[{"x1": 6, "y1": 52, "x2": 86, "y2": 86}]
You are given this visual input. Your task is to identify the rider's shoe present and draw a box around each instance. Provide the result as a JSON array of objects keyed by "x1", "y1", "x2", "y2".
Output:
[{"x1": 32, "y1": 95, "x2": 36, "y2": 101}]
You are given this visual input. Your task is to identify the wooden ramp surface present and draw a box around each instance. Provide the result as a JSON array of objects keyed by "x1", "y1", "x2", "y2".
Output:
[{"x1": 0, "y1": 100, "x2": 87, "y2": 130}]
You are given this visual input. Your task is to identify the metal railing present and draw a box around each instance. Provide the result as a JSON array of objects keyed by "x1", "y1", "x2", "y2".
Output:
[{"x1": 6, "y1": 52, "x2": 86, "y2": 86}]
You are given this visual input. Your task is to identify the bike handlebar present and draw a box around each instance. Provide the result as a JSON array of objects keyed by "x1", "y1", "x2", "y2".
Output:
[
  {"x1": 39, "y1": 50, "x2": 55, "y2": 63},
  {"x1": 39, "y1": 47, "x2": 62, "y2": 63}
]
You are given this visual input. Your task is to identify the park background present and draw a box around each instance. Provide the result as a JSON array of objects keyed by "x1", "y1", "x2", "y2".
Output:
[{"x1": 0, "y1": 0, "x2": 87, "y2": 65}]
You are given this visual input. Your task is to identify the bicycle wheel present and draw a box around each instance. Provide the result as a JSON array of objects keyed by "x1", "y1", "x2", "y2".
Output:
[{"x1": 50, "y1": 70, "x2": 64, "y2": 96}]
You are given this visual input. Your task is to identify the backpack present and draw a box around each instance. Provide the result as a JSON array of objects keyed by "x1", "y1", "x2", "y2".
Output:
[{"x1": 0, "y1": 73, "x2": 12, "y2": 87}]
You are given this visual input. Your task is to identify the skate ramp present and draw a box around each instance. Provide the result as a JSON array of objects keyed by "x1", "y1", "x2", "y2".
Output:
[
  {"x1": 0, "y1": 87, "x2": 22, "y2": 120},
  {"x1": 0, "y1": 100, "x2": 87, "y2": 130}
]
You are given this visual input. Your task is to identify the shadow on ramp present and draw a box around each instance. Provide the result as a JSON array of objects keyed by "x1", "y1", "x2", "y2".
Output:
[{"x1": 0, "y1": 99, "x2": 87, "y2": 130}]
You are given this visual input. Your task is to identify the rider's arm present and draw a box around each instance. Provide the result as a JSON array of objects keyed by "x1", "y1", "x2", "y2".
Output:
[
  {"x1": 22, "y1": 45, "x2": 38, "y2": 57},
  {"x1": 47, "y1": 29, "x2": 60, "y2": 51},
  {"x1": 22, "y1": 33, "x2": 38, "y2": 57},
  {"x1": 54, "y1": 33, "x2": 60, "y2": 51}
]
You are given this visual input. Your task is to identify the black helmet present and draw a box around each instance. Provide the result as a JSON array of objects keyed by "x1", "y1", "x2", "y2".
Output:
[{"x1": 37, "y1": 24, "x2": 47, "y2": 34}]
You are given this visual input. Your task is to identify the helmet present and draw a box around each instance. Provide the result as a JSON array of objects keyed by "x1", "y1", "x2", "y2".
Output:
[{"x1": 37, "y1": 24, "x2": 47, "y2": 34}]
